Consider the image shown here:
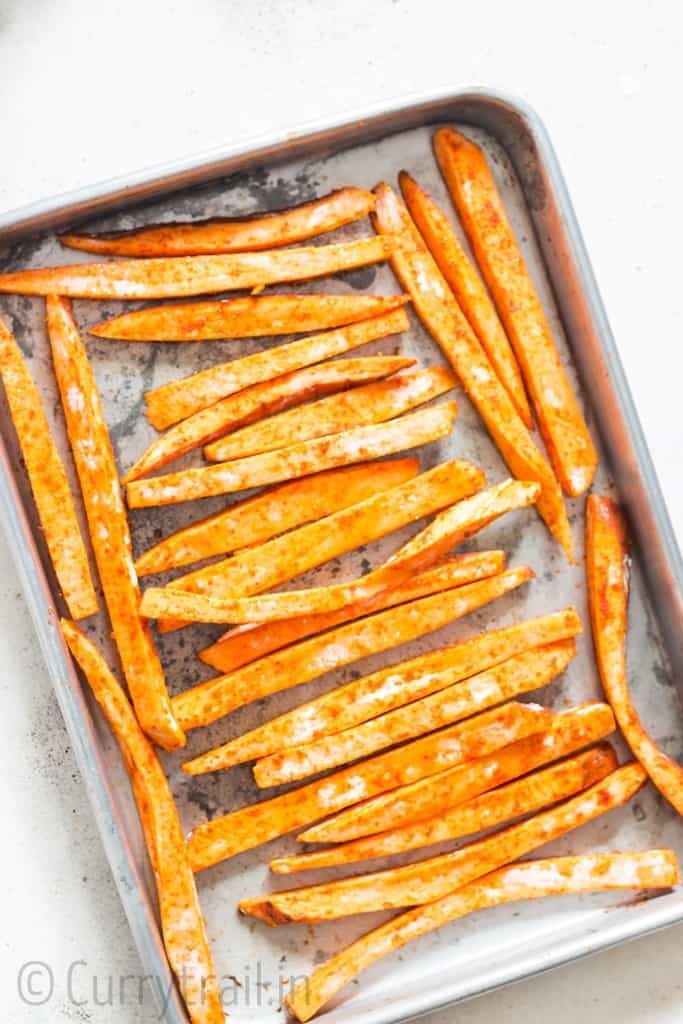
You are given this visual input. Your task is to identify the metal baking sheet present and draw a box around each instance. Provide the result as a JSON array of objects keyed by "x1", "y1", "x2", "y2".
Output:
[{"x1": 0, "y1": 90, "x2": 682, "y2": 1024}]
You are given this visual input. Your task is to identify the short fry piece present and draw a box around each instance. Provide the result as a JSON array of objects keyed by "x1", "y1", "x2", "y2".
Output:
[
  {"x1": 433, "y1": 128, "x2": 597, "y2": 496},
  {"x1": 0, "y1": 317, "x2": 97, "y2": 619},
  {"x1": 587, "y1": 494, "x2": 683, "y2": 814},
  {"x1": 60, "y1": 621, "x2": 223, "y2": 1024},
  {"x1": 187, "y1": 702, "x2": 552, "y2": 870},
  {"x1": 61, "y1": 187, "x2": 376, "y2": 256},
  {"x1": 286, "y1": 849, "x2": 679, "y2": 1021}
]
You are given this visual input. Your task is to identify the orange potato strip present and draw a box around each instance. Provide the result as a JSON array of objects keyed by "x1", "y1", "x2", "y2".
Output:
[
  {"x1": 200, "y1": 551, "x2": 505, "y2": 674},
  {"x1": 240, "y1": 763, "x2": 646, "y2": 924},
  {"x1": 174, "y1": 565, "x2": 534, "y2": 734},
  {"x1": 0, "y1": 236, "x2": 392, "y2": 300},
  {"x1": 191, "y1": 607, "x2": 579, "y2": 771},
  {"x1": 46, "y1": 296, "x2": 183, "y2": 750},
  {"x1": 400, "y1": 171, "x2": 531, "y2": 426},
  {"x1": 61, "y1": 187, "x2": 376, "y2": 257},
  {"x1": 143, "y1": 305, "x2": 409, "y2": 429},
  {"x1": 372, "y1": 182, "x2": 572, "y2": 560},
  {"x1": 60, "y1": 621, "x2": 223, "y2": 1024},
  {"x1": 434, "y1": 128, "x2": 598, "y2": 497},
  {"x1": 204, "y1": 365, "x2": 456, "y2": 463},
  {"x1": 255, "y1": 640, "x2": 576, "y2": 788},
  {"x1": 127, "y1": 401, "x2": 457, "y2": 509},
  {"x1": 0, "y1": 317, "x2": 97, "y2": 619},
  {"x1": 287, "y1": 849, "x2": 679, "y2": 1021},
  {"x1": 123, "y1": 355, "x2": 415, "y2": 482},
  {"x1": 187, "y1": 702, "x2": 551, "y2": 870},
  {"x1": 301, "y1": 701, "x2": 613, "y2": 844},
  {"x1": 135, "y1": 459, "x2": 419, "y2": 577},
  {"x1": 587, "y1": 494, "x2": 683, "y2": 814}
]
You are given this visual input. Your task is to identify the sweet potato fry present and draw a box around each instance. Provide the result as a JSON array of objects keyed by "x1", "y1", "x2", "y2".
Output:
[
  {"x1": 46, "y1": 296, "x2": 183, "y2": 750},
  {"x1": 123, "y1": 355, "x2": 414, "y2": 481},
  {"x1": 204, "y1": 365, "x2": 456, "y2": 463},
  {"x1": 240, "y1": 763, "x2": 646, "y2": 924},
  {"x1": 127, "y1": 401, "x2": 457, "y2": 509},
  {"x1": 192, "y1": 607, "x2": 580, "y2": 770},
  {"x1": 199, "y1": 551, "x2": 505, "y2": 673},
  {"x1": 60, "y1": 621, "x2": 222, "y2": 1024},
  {"x1": 61, "y1": 187, "x2": 376, "y2": 257},
  {"x1": 372, "y1": 182, "x2": 573, "y2": 560},
  {"x1": 0, "y1": 317, "x2": 97, "y2": 619},
  {"x1": 143, "y1": 306, "x2": 409, "y2": 429},
  {"x1": 272, "y1": 744, "x2": 615, "y2": 874},
  {"x1": 399, "y1": 171, "x2": 531, "y2": 426},
  {"x1": 135, "y1": 459, "x2": 418, "y2": 577},
  {"x1": 174, "y1": 565, "x2": 534, "y2": 735},
  {"x1": 286, "y1": 849, "x2": 679, "y2": 1020},
  {"x1": 255, "y1": 640, "x2": 576, "y2": 787},
  {"x1": 587, "y1": 494, "x2": 683, "y2": 814},
  {"x1": 433, "y1": 128, "x2": 598, "y2": 497},
  {"x1": 0, "y1": 236, "x2": 392, "y2": 300},
  {"x1": 187, "y1": 702, "x2": 551, "y2": 870},
  {"x1": 300, "y1": 701, "x2": 613, "y2": 844}
]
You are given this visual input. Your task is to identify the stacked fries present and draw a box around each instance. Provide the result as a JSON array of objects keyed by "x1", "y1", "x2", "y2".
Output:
[{"x1": 0, "y1": 128, "x2": 679, "y2": 1024}]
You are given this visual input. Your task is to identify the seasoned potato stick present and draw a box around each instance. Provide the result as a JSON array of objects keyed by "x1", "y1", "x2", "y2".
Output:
[
  {"x1": 205, "y1": 365, "x2": 456, "y2": 462},
  {"x1": 124, "y1": 355, "x2": 414, "y2": 481},
  {"x1": 0, "y1": 317, "x2": 97, "y2": 619},
  {"x1": 286, "y1": 849, "x2": 679, "y2": 1020},
  {"x1": 46, "y1": 296, "x2": 183, "y2": 750},
  {"x1": 301, "y1": 701, "x2": 612, "y2": 843},
  {"x1": 187, "y1": 702, "x2": 551, "y2": 869},
  {"x1": 434, "y1": 129, "x2": 598, "y2": 496},
  {"x1": 587, "y1": 494, "x2": 683, "y2": 814},
  {"x1": 127, "y1": 402, "x2": 457, "y2": 508},
  {"x1": 373, "y1": 182, "x2": 572, "y2": 559},
  {"x1": 256, "y1": 640, "x2": 576, "y2": 787},
  {"x1": 273, "y1": 744, "x2": 616, "y2": 873},
  {"x1": 61, "y1": 187, "x2": 376, "y2": 256},
  {"x1": 136, "y1": 459, "x2": 418, "y2": 576},
  {"x1": 174, "y1": 565, "x2": 534, "y2": 734},
  {"x1": 143, "y1": 306, "x2": 409, "y2": 429},
  {"x1": 241, "y1": 763, "x2": 646, "y2": 923},
  {"x1": 192, "y1": 607, "x2": 579, "y2": 770},
  {"x1": 400, "y1": 171, "x2": 531, "y2": 426},
  {"x1": 60, "y1": 622, "x2": 222, "y2": 1024},
  {"x1": 0, "y1": 237, "x2": 392, "y2": 300}
]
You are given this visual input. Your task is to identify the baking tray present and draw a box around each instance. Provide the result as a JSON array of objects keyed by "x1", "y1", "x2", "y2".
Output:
[{"x1": 1, "y1": 89, "x2": 682, "y2": 1024}]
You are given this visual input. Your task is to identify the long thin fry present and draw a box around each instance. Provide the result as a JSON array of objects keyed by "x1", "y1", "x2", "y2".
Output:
[
  {"x1": 135, "y1": 459, "x2": 419, "y2": 577},
  {"x1": 400, "y1": 171, "x2": 531, "y2": 426},
  {"x1": 300, "y1": 702, "x2": 613, "y2": 844},
  {"x1": 61, "y1": 187, "x2": 376, "y2": 256},
  {"x1": 0, "y1": 317, "x2": 97, "y2": 619},
  {"x1": 187, "y1": 702, "x2": 551, "y2": 870},
  {"x1": 433, "y1": 128, "x2": 598, "y2": 497},
  {"x1": 286, "y1": 849, "x2": 679, "y2": 1021},
  {"x1": 193, "y1": 608, "x2": 581, "y2": 771},
  {"x1": 255, "y1": 640, "x2": 576, "y2": 787},
  {"x1": 240, "y1": 763, "x2": 646, "y2": 924},
  {"x1": 127, "y1": 401, "x2": 457, "y2": 508},
  {"x1": 46, "y1": 295, "x2": 183, "y2": 750},
  {"x1": 204, "y1": 365, "x2": 456, "y2": 463},
  {"x1": 372, "y1": 182, "x2": 573, "y2": 560},
  {"x1": 123, "y1": 355, "x2": 415, "y2": 482},
  {"x1": 587, "y1": 494, "x2": 683, "y2": 814},
  {"x1": 60, "y1": 621, "x2": 223, "y2": 1024},
  {"x1": 143, "y1": 305, "x2": 409, "y2": 429},
  {"x1": 272, "y1": 745, "x2": 616, "y2": 874},
  {"x1": 0, "y1": 236, "x2": 392, "y2": 300},
  {"x1": 174, "y1": 565, "x2": 534, "y2": 734}
]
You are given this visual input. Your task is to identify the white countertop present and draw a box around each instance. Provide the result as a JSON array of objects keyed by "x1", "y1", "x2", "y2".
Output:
[{"x1": 1, "y1": 1, "x2": 682, "y2": 1020}]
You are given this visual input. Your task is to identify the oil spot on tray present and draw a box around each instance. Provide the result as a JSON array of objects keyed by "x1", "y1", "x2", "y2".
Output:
[
  {"x1": 240, "y1": 165, "x2": 322, "y2": 211},
  {"x1": 335, "y1": 265, "x2": 378, "y2": 290}
]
